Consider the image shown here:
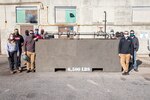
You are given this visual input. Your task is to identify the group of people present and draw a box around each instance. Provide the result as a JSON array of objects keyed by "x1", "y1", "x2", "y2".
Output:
[
  {"x1": 118, "y1": 30, "x2": 139, "y2": 75},
  {"x1": 6, "y1": 28, "x2": 44, "y2": 74},
  {"x1": 6, "y1": 28, "x2": 139, "y2": 75}
]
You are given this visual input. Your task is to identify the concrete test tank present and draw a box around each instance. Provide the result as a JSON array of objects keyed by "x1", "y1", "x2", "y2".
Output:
[{"x1": 36, "y1": 39, "x2": 121, "y2": 72}]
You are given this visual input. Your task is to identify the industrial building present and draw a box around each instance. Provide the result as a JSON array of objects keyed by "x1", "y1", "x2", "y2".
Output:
[{"x1": 0, "y1": 0, "x2": 150, "y2": 55}]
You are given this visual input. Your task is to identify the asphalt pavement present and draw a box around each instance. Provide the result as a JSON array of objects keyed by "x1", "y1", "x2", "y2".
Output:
[{"x1": 0, "y1": 55, "x2": 150, "y2": 100}]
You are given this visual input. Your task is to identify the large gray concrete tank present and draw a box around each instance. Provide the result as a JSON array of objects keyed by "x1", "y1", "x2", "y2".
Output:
[{"x1": 36, "y1": 39, "x2": 121, "y2": 72}]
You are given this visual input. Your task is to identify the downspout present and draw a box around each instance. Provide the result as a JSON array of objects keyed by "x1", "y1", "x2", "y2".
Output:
[
  {"x1": 104, "y1": 11, "x2": 107, "y2": 33},
  {"x1": 47, "y1": 6, "x2": 49, "y2": 25},
  {"x1": 4, "y1": 5, "x2": 7, "y2": 28},
  {"x1": 38, "y1": 8, "x2": 41, "y2": 28}
]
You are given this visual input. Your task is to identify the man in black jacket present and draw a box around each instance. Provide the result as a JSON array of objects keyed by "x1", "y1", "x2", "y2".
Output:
[
  {"x1": 130, "y1": 30, "x2": 139, "y2": 72},
  {"x1": 119, "y1": 31, "x2": 133, "y2": 75},
  {"x1": 14, "y1": 28, "x2": 24, "y2": 71}
]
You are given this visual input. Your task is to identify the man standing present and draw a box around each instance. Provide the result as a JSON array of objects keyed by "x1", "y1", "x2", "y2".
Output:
[
  {"x1": 119, "y1": 31, "x2": 133, "y2": 75},
  {"x1": 14, "y1": 28, "x2": 24, "y2": 71},
  {"x1": 7, "y1": 33, "x2": 20, "y2": 74},
  {"x1": 24, "y1": 31, "x2": 37, "y2": 73},
  {"x1": 34, "y1": 28, "x2": 43, "y2": 39},
  {"x1": 130, "y1": 30, "x2": 139, "y2": 72}
]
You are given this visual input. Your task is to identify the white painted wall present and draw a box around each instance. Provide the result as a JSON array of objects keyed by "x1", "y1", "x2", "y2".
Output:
[{"x1": 0, "y1": 0, "x2": 150, "y2": 54}]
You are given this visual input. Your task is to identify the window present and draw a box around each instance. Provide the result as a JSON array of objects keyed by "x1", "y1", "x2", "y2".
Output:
[
  {"x1": 132, "y1": 7, "x2": 150, "y2": 23},
  {"x1": 55, "y1": 6, "x2": 76, "y2": 23},
  {"x1": 16, "y1": 6, "x2": 38, "y2": 24}
]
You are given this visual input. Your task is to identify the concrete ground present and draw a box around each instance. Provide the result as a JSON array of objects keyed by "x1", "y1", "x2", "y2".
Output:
[{"x1": 0, "y1": 55, "x2": 150, "y2": 100}]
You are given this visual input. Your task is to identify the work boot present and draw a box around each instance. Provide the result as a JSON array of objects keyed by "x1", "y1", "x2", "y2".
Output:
[
  {"x1": 122, "y1": 72, "x2": 129, "y2": 75},
  {"x1": 125, "y1": 72, "x2": 129, "y2": 75},
  {"x1": 26, "y1": 70, "x2": 30, "y2": 73},
  {"x1": 122, "y1": 72, "x2": 126, "y2": 75},
  {"x1": 31, "y1": 69, "x2": 35, "y2": 73}
]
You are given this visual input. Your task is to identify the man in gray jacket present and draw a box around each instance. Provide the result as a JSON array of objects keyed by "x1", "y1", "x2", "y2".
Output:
[{"x1": 130, "y1": 30, "x2": 139, "y2": 72}]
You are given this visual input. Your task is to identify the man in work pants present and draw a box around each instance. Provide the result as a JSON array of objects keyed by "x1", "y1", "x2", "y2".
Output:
[
  {"x1": 26, "y1": 51, "x2": 36, "y2": 72},
  {"x1": 118, "y1": 31, "x2": 133, "y2": 75},
  {"x1": 24, "y1": 30, "x2": 37, "y2": 73}
]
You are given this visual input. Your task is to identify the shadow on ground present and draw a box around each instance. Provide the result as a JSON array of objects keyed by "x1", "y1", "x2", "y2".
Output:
[
  {"x1": 0, "y1": 60, "x2": 14, "y2": 76},
  {"x1": 128, "y1": 59, "x2": 143, "y2": 72},
  {"x1": 137, "y1": 60, "x2": 142, "y2": 66}
]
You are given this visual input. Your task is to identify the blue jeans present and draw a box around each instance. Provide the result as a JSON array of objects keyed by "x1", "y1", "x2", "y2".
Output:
[
  {"x1": 8, "y1": 51, "x2": 18, "y2": 71},
  {"x1": 133, "y1": 50, "x2": 137, "y2": 69}
]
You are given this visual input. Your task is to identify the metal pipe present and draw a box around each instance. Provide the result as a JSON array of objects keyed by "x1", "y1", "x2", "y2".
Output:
[
  {"x1": 0, "y1": 2, "x2": 42, "y2": 5},
  {"x1": 47, "y1": 6, "x2": 49, "y2": 24},
  {"x1": 4, "y1": 5, "x2": 7, "y2": 28},
  {"x1": 148, "y1": 39, "x2": 150, "y2": 51},
  {"x1": 104, "y1": 11, "x2": 107, "y2": 33},
  {"x1": 48, "y1": 32, "x2": 108, "y2": 36},
  {"x1": 4, "y1": 5, "x2": 7, "y2": 23},
  {"x1": 38, "y1": 9, "x2": 41, "y2": 26}
]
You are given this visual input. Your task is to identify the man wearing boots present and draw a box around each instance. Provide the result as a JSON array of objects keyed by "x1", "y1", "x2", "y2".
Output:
[
  {"x1": 24, "y1": 30, "x2": 37, "y2": 73},
  {"x1": 119, "y1": 31, "x2": 133, "y2": 75}
]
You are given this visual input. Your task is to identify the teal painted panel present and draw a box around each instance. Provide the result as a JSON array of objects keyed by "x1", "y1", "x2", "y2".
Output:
[
  {"x1": 65, "y1": 9, "x2": 76, "y2": 23},
  {"x1": 16, "y1": 10, "x2": 26, "y2": 23}
]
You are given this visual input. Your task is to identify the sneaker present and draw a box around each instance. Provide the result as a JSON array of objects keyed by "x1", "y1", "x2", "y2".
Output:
[
  {"x1": 16, "y1": 70, "x2": 21, "y2": 73},
  {"x1": 10, "y1": 71, "x2": 15, "y2": 74},
  {"x1": 19, "y1": 67, "x2": 22, "y2": 71}
]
